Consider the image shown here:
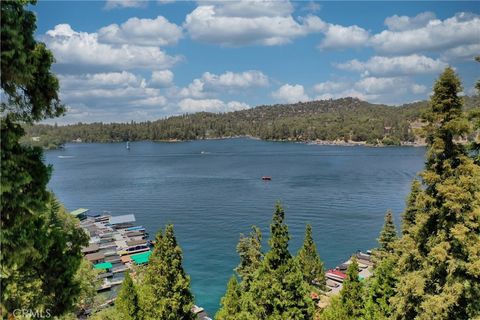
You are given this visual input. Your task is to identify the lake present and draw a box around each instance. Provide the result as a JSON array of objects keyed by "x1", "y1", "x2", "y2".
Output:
[{"x1": 44, "y1": 138, "x2": 425, "y2": 315}]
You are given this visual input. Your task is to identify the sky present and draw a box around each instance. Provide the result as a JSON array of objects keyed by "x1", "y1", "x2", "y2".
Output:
[{"x1": 31, "y1": 0, "x2": 480, "y2": 124}]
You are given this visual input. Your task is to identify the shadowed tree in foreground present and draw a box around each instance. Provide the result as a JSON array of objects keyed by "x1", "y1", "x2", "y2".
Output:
[{"x1": 1, "y1": 0, "x2": 88, "y2": 316}]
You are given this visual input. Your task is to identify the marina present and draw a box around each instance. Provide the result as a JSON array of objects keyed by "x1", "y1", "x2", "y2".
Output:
[{"x1": 74, "y1": 208, "x2": 211, "y2": 319}]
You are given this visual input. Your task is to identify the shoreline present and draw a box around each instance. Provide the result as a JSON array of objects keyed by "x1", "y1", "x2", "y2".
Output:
[{"x1": 47, "y1": 135, "x2": 429, "y2": 149}]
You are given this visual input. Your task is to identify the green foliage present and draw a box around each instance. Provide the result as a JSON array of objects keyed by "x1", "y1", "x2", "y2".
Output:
[
  {"x1": 402, "y1": 179, "x2": 422, "y2": 234},
  {"x1": 216, "y1": 276, "x2": 242, "y2": 320},
  {"x1": 139, "y1": 224, "x2": 194, "y2": 320},
  {"x1": 90, "y1": 307, "x2": 122, "y2": 320},
  {"x1": 217, "y1": 203, "x2": 315, "y2": 319},
  {"x1": 340, "y1": 258, "x2": 364, "y2": 319},
  {"x1": 73, "y1": 258, "x2": 101, "y2": 314},
  {"x1": 116, "y1": 272, "x2": 140, "y2": 320},
  {"x1": 296, "y1": 224, "x2": 326, "y2": 289},
  {"x1": 1, "y1": 0, "x2": 64, "y2": 123},
  {"x1": 363, "y1": 255, "x2": 397, "y2": 320},
  {"x1": 1, "y1": 1, "x2": 87, "y2": 317},
  {"x1": 24, "y1": 96, "x2": 480, "y2": 147},
  {"x1": 264, "y1": 201, "x2": 291, "y2": 270},
  {"x1": 392, "y1": 67, "x2": 480, "y2": 319},
  {"x1": 377, "y1": 210, "x2": 397, "y2": 253},
  {"x1": 317, "y1": 295, "x2": 348, "y2": 320},
  {"x1": 235, "y1": 226, "x2": 263, "y2": 288}
]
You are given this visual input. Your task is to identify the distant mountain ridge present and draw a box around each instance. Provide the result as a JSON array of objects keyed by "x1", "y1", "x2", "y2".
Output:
[{"x1": 23, "y1": 96, "x2": 479, "y2": 148}]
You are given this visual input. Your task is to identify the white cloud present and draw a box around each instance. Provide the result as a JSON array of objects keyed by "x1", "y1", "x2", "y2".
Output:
[
  {"x1": 319, "y1": 24, "x2": 369, "y2": 50},
  {"x1": 104, "y1": 0, "x2": 147, "y2": 10},
  {"x1": 441, "y1": 43, "x2": 480, "y2": 61},
  {"x1": 314, "y1": 81, "x2": 350, "y2": 94},
  {"x1": 355, "y1": 77, "x2": 406, "y2": 94},
  {"x1": 44, "y1": 24, "x2": 180, "y2": 71},
  {"x1": 384, "y1": 12, "x2": 436, "y2": 31},
  {"x1": 179, "y1": 79, "x2": 207, "y2": 98},
  {"x1": 184, "y1": 1, "x2": 326, "y2": 46},
  {"x1": 411, "y1": 84, "x2": 427, "y2": 94},
  {"x1": 150, "y1": 70, "x2": 174, "y2": 87},
  {"x1": 98, "y1": 16, "x2": 182, "y2": 46},
  {"x1": 178, "y1": 98, "x2": 249, "y2": 113},
  {"x1": 371, "y1": 12, "x2": 480, "y2": 54},
  {"x1": 177, "y1": 70, "x2": 269, "y2": 99},
  {"x1": 272, "y1": 84, "x2": 309, "y2": 103},
  {"x1": 58, "y1": 72, "x2": 167, "y2": 111},
  {"x1": 202, "y1": 70, "x2": 269, "y2": 88},
  {"x1": 335, "y1": 54, "x2": 447, "y2": 76},
  {"x1": 313, "y1": 77, "x2": 428, "y2": 105},
  {"x1": 59, "y1": 71, "x2": 145, "y2": 89},
  {"x1": 197, "y1": 0, "x2": 294, "y2": 18}
]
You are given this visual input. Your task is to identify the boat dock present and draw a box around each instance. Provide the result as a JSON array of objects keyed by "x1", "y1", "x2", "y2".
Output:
[{"x1": 73, "y1": 208, "x2": 210, "y2": 319}]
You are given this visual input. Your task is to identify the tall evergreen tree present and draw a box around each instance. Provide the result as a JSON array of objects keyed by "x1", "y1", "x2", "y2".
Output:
[
  {"x1": 377, "y1": 210, "x2": 397, "y2": 253},
  {"x1": 339, "y1": 257, "x2": 364, "y2": 319},
  {"x1": 243, "y1": 202, "x2": 314, "y2": 319},
  {"x1": 1, "y1": 0, "x2": 87, "y2": 316},
  {"x1": 296, "y1": 224, "x2": 326, "y2": 289},
  {"x1": 216, "y1": 276, "x2": 242, "y2": 320},
  {"x1": 115, "y1": 272, "x2": 139, "y2": 320},
  {"x1": 402, "y1": 179, "x2": 422, "y2": 234},
  {"x1": 235, "y1": 226, "x2": 263, "y2": 287},
  {"x1": 264, "y1": 201, "x2": 291, "y2": 269},
  {"x1": 140, "y1": 224, "x2": 194, "y2": 320},
  {"x1": 392, "y1": 67, "x2": 480, "y2": 319},
  {"x1": 363, "y1": 255, "x2": 397, "y2": 320}
]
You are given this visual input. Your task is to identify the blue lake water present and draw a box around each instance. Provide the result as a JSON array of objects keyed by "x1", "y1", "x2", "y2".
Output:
[{"x1": 44, "y1": 138, "x2": 426, "y2": 315}]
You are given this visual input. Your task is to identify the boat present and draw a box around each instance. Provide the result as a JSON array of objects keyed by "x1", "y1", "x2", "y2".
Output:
[
  {"x1": 262, "y1": 176, "x2": 272, "y2": 181},
  {"x1": 126, "y1": 141, "x2": 130, "y2": 150}
]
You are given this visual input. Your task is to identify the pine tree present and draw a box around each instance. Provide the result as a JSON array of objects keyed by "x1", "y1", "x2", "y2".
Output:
[
  {"x1": 392, "y1": 67, "x2": 480, "y2": 319},
  {"x1": 263, "y1": 201, "x2": 291, "y2": 269},
  {"x1": 377, "y1": 210, "x2": 397, "y2": 253},
  {"x1": 296, "y1": 224, "x2": 326, "y2": 289},
  {"x1": 116, "y1": 272, "x2": 139, "y2": 320},
  {"x1": 1, "y1": 1, "x2": 87, "y2": 316},
  {"x1": 243, "y1": 202, "x2": 314, "y2": 319},
  {"x1": 339, "y1": 257, "x2": 364, "y2": 319},
  {"x1": 363, "y1": 255, "x2": 397, "y2": 320},
  {"x1": 235, "y1": 226, "x2": 263, "y2": 287},
  {"x1": 140, "y1": 224, "x2": 195, "y2": 320},
  {"x1": 402, "y1": 179, "x2": 422, "y2": 234},
  {"x1": 216, "y1": 276, "x2": 242, "y2": 320}
]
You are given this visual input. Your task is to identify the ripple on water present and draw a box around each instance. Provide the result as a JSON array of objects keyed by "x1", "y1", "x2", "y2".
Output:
[{"x1": 45, "y1": 139, "x2": 425, "y2": 315}]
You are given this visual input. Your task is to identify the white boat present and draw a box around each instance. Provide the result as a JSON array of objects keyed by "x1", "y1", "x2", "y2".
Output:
[{"x1": 126, "y1": 141, "x2": 130, "y2": 150}]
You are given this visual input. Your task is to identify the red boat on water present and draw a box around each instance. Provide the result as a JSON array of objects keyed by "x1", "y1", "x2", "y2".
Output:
[{"x1": 262, "y1": 176, "x2": 272, "y2": 181}]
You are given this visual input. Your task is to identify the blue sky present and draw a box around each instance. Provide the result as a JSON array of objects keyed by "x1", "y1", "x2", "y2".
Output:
[{"x1": 31, "y1": 1, "x2": 479, "y2": 123}]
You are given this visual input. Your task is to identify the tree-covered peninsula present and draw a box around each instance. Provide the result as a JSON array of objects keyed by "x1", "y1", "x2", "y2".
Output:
[{"x1": 23, "y1": 95, "x2": 480, "y2": 148}]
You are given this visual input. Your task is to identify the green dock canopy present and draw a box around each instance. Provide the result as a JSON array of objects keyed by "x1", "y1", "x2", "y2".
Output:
[
  {"x1": 94, "y1": 262, "x2": 112, "y2": 270},
  {"x1": 131, "y1": 251, "x2": 152, "y2": 265},
  {"x1": 70, "y1": 208, "x2": 89, "y2": 217}
]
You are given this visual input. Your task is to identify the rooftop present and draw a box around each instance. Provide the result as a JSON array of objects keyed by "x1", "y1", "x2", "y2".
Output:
[
  {"x1": 131, "y1": 251, "x2": 152, "y2": 265},
  {"x1": 109, "y1": 214, "x2": 136, "y2": 225},
  {"x1": 70, "y1": 208, "x2": 89, "y2": 217},
  {"x1": 94, "y1": 262, "x2": 113, "y2": 270}
]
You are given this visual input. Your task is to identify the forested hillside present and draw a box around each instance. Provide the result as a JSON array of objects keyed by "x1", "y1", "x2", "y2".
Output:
[{"x1": 24, "y1": 96, "x2": 479, "y2": 148}]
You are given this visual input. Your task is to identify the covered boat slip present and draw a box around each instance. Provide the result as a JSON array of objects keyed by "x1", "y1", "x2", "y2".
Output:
[
  {"x1": 75, "y1": 210, "x2": 149, "y2": 295},
  {"x1": 73, "y1": 208, "x2": 211, "y2": 319}
]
